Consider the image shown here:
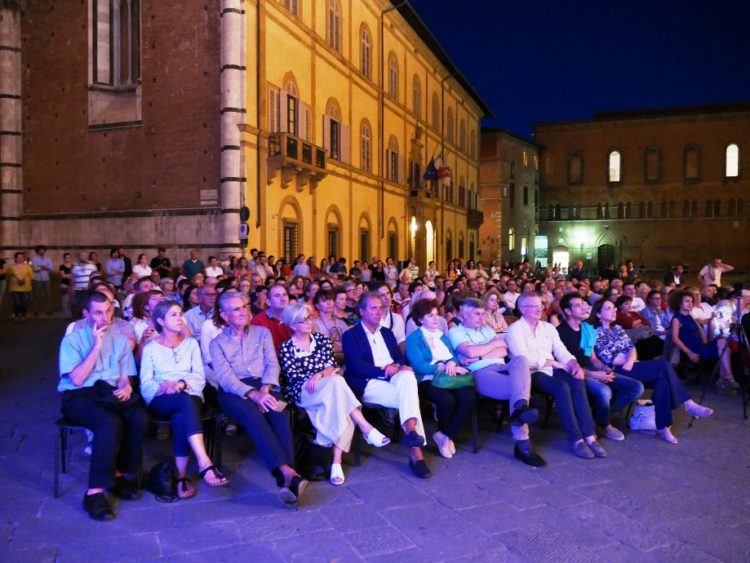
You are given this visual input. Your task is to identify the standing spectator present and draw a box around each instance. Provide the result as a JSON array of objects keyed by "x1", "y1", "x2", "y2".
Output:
[
  {"x1": 181, "y1": 250, "x2": 204, "y2": 281},
  {"x1": 30, "y1": 245, "x2": 53, "y2": 315},
  {"x1": 71, "y1": 252, "x2": 98, "y2": 319},
  {"x1": 698, "y1": 257, "x2": 734, "y2": 288},
  {"x1": 8, "y1": 251, "x2": 34, "y2": 321},
  {"x1": 568, "y1": 260, "x2": 589, "y2": 281},
  {"x1": 384, "y1": 257, "x2": 399, "y2": 289},
  {"x1": 118, "y1": 247, "x2": 133, "y2": 281},
  {"x1": 105, "y1": 248, "x2": 125, "y2": 289},
  {"x1": 59, "y1": 253, "x2": 74, "y2": 319},
  {"x1": 132, "y1": 254, "x2": 152, "y2": 279},
  {"x1": 664, "y1": 264, "x2": 684, "y2": 287},
  {"x1": 149, "y1": 248, "x2": 172, "y2": 279},
  {"x1": 88, "y1": 251, "x2": 102, "y2": 273}
]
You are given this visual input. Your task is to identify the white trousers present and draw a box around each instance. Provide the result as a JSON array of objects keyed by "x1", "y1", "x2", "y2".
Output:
[{"x1": 361, "y1": 370, "x2": 425, "y2": 440}]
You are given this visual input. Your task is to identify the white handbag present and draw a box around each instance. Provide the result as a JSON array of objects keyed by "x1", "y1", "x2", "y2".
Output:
[{"x1": 629, "y1": 400, "x2": 656, "y2": 431}]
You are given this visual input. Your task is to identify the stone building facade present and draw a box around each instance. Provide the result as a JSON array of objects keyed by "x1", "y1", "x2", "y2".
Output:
[
  {"x1": 0, "y1": 0, "x2": 490, "y2": 270},
  {"x1": 478, "y1": 128, "x2": 539, "y2": 266},
  {"x1": 534, "y1": 104, "x2": 749, "y2": 274}
]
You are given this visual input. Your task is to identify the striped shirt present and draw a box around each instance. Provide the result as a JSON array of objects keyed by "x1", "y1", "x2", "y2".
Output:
[{"x1": 71, "y1": 262, "x2": 98, "y2": 291}]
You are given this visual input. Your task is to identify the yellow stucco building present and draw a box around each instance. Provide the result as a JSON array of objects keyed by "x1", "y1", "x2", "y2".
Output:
[{"x1": 238, "y1": 0, "x2": 490, "y2": 269}]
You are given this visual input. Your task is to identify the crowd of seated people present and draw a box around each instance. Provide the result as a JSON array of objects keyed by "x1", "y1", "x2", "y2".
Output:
[{"x1": 54, "y1": 248, "x2": 744, "y2": 521}]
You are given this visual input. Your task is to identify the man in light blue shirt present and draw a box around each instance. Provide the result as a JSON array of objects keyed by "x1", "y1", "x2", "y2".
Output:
[
  {"x1": 104, "y1": 247, "x2": 125, "y2": 289},
  {"x1": 58, "y1": 291, "x2": 147, "y2": 521},
  {"x1": 447, "y1": 297, "x2": 543, "y2": 466},
  {"x1": 30, "y1": 245, "x2": 53, "y2": 315}
]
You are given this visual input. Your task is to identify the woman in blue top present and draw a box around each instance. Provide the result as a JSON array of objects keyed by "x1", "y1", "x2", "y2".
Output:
[
  {"x1": 405, "y1": 298, "x2": 475, "y2": 459},
  {"x1": 589, "y1": 299, "x2": 713, "y2": 444},
  {"x1": 669, "y1": 290, "x2": 738, "y2": 391}
]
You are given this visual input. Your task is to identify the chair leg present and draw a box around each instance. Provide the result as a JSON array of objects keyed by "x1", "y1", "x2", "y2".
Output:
[
  {"x1": 61, "y1": 428, "x2": 69, "y2": 474},
  {"x1": 471, "y1": 402, "x2": 479, "y2": 453},
  {"x1": 353, "y1": 428, "x2": 361, "y2": 467},
  {"x1": 54, "y1": 427, "x2": 62, "y2": 498},
  {"x1": 494, "y1": 401, "x2": 506, "y2": 433}
]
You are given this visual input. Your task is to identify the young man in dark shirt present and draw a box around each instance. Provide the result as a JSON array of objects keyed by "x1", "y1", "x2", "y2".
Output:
[{"x1": 556, "y1": 293, "x2": 643, "y2": 441}]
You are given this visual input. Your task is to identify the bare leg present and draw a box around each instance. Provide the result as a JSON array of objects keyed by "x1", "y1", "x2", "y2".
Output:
[
  {"x1": 349, "y1": 407, "x2": 374, "y2": 434},
  {"x1": 403, "y1": 416, "x2": 417, "y2": 433}
]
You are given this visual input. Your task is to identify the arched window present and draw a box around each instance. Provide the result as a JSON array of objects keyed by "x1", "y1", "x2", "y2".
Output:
[
  {"x1": 714, "y1": 199, "x2": 721, "y2": 217},
  {"x1": 412, "y1": 75, "x2": 421, "y2": 117},
  {"x1": 645, "y1": 146, "x2": 660, "y2": 182},
  {"x1": 617, "y1": 202, "x2": 624, "y2": 219},
  {"x1": 726, "y1": 143, "x2": 740, "y2": 178},
  {"x1": 446, "y1": 108, "x2": 454, "y2": 143},
  {"x1": 283, "y1": 80, "x2": 298, "y2": 136},
  {"x1": 684, "y1": 144, "x2": 700, "y2": 179},
  {"x1": 470, "y1": 130, "x2": 476, "y2": 159},
  {"x1": 660, "y1": 200, "x2": 668, "y2": 218},
  {"x1": 323, "y1": 99, "x2": 345, "y2": 161},
  {"x1": 387, "y1": 52, "x2": 398, "y2": 99},
  {"x1": 326, "y1": 0, "x2": 341, "y2": 52},
  {"x1": 360, "y1": 25, "x2": 371, "y2": 79},
  {"x1": 386, "y1": 135, "x2": 400, "y2": 182},
  {"x1": 431, "y1": 93, "x2": 439, "y2": 130},
  {"x1": 608, "y1": 150, "x2": 621, "y2": 183},
  {"x1": 569, "y1": 153, "x2": 583, "y2": 184},
  {"x1": 360, "y1": 120, "x2": 371, "y2": 172},
  {"x1": 508, "y1": 228, "x2": 515, "y2": 252},
  {"x1": 459, "y1": 119, "x2": 466, "y2": 151}
]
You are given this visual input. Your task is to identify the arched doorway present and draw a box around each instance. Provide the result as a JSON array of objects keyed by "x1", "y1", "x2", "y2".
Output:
[
  {"x1": 424, "y1": 220, "x2": 435, "y2": 266},
  {"x1": 597, "y1": 244, "x2": 616, "y2": 274}
]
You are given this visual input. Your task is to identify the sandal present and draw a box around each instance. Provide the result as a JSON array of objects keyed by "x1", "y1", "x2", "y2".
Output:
[
  {"x1": 199, "y1": 464, "x2": 229, "y2": 487},
  {"x1": 330, "y1": 463, "x2": 345, "y2": 486},
  {"x1": 364, "y1": 427, "x2": 390, "y2": 448},
  {"x1": 176, "y1": 477, "x2": 196, "y2": 499}
]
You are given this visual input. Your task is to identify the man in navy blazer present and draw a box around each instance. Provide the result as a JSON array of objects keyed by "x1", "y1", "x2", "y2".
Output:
[{"x1": 343, "y1": 292, "x2": 431, "y2": 478}]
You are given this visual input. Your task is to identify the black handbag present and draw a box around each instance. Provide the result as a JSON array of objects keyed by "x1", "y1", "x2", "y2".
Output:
[{"x1": 145, "y1": 461, "x2": 178, "y2": 502}]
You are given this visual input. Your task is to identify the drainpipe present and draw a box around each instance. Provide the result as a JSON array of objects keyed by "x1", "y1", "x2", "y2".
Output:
[
  {"x1": 440, "y1": 72, "x2": 457, "y2": 248},
  {"x1": 379, "y1": 0, "x2": 406, "y2": 241},
  {"x1": 0, "y1": 3, "x2": 22, "y2": 251},
  {"x1": 220, "y1": 0, "x2": 245, "y2": 254}
]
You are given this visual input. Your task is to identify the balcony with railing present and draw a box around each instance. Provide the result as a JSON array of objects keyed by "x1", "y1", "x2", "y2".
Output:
[
  {"x1": 468, "y1": 208, "x2": 484, "y2": 228},
  {"x1": 268, "y1": 133, "x2": 327, "y2": 191}
]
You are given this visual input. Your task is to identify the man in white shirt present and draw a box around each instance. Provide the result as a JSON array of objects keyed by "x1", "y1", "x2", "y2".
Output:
[
  {"x1": 204, "y1": 256, "x2": 224, "y2": 279},
  {"x1": 506, "y1": 293, "x2": 607, "y2": 460},
  {"x1": 342, "y1": 293, "x2": 430, "y2": 479},
  {"x1": 254, "y1": 253, "x2": 274, "y2": 281},
  {"x1": 447, "y1": 298, "x2": 545, "y2": 467},
  {"x1": 622, "y1": 283, "x2": 646, "y2": 313},
  {"x1": 503, "y1": 279, "x2": 519, "y2": 310},
  {"x1": 698, "y1": 257, "x2": 734, "y2": 288},
  {"x1": 374, "y1": 283, "x2": 406, "y2": 349}
]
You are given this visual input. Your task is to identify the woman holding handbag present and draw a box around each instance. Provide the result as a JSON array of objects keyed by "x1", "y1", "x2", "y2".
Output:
[{"x1": 405, "y1": 298, "x2": 476, "y2": 459}]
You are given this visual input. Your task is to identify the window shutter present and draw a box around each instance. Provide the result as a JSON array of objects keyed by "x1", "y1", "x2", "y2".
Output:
[
  {"x1": 385, "y1": 149, "x2": 391, "y2": 179},
  {"x1": 298, "y1": 103, "x2": 310, "y2": 141},
  {"x1": 268, "y1": 86, "x2": 280, "y2": 132},
  {"x1": 340, "y1": 123, "x2": 350, "y2": 163},
  {"x1": 397, "y1": 154, "x2": 404, "y2": 184},
  {"x1": 322, "y1": 115, "x2": 331, "y2": 151}
]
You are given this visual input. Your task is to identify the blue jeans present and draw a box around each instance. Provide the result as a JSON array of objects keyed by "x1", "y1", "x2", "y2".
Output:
[
  {"x1": 10, "y1": 291, "x2": 29, "y2": 318},
  {"x1": 532, "y1": 369, "x2": 596, "y2": 443},
  {"x1": 586, "y1": 374, "x2": 644, "y2": 427},
  {"x1": 147, "y1": 393, "x2": 204, "y2": 457}
]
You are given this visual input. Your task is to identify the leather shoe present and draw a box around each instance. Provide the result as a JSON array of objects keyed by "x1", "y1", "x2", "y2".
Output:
[
  {"x1": 510, "y1": 405, "x2": 539, "y2": 426},
  {"x1": 586, "y1": 440, "x2": 608, "y2": 458},
  {"x1": 402, "y1": 430, "x2": 426, "y2": 448},
  {"x1": 513, "y1": 444, "x2": 547, "y2": 467},
  {"x1": 110, "y1": 476, "x2": 141, "y2": 501},
  {"x1": 572, "y1": 440, "x2": 595, "y2": 459},
  {"x1": 83, "y1": 492, "x2": 115, "y2": 521},
  {"x1": 408, "y1": 458, "x2": 432, "y2": 479}
]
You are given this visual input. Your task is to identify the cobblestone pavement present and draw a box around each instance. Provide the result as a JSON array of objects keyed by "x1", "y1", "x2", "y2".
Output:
[{"x1": 2, "y1": 319, "x2": 749, "y2": 562}]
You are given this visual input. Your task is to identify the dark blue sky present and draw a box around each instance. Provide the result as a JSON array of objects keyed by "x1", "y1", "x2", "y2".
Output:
[{"x1": 411, "y1": 0, "x2": 750, "y2": 138}]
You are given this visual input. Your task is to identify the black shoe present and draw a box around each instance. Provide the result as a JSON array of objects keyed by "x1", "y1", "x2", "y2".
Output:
[
  {"x1": 279, "y1": 475, "x2": 309, "y2": 505},
  {"x1": 408, "y1": 458, "x2": 432, "y2": 479},
  {"x1": 83, "y1": 492, "x2": 115, "y2": 521},
  {"x1": 402, "y1": 430, "x2": 426, "y2": 448},
  {"x1": 510, "y1": 405, "x2": 539, "y2": 426},
  {"x1": 514, "y1": 444, "x2": 547, "y2": 467},
  {"x1": 109, "y1": 476, "x2": 141, "y2": 501}
]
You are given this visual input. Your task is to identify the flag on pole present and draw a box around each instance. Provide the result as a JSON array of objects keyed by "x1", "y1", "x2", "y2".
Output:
[{"x1": 423, "y1": 158, "x2": 439, "y2": 181}]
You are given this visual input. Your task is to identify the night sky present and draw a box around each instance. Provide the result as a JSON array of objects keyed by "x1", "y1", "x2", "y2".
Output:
[{"x1": 410, "y1": 0, "x2": 750, "y2": 138}]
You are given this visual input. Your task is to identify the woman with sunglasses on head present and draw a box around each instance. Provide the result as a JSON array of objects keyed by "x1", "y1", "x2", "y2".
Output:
[{"x1": 279, "y1": 302, "x2": 389, "y2": 486}]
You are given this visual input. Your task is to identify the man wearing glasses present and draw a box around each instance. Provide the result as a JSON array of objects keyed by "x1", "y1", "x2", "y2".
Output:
[{"x1": 506, "y1": 293, "x2": 608, "y2": 460}]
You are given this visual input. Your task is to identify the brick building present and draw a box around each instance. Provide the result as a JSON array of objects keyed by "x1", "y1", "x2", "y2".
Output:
[
  {"x1": 534, "y1": 104, "x2": 749, "y2": 275},
  {"x1": 0, "y1": 0, "x2": 490, "y2": 270},
  {"x1": 478, "y1": 128, "x2": 539, "y2": 266}
]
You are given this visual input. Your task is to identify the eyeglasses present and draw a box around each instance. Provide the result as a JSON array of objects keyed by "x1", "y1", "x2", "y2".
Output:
[{"x1": 296, "y1": 316, "x2": 312, "y2": 324}]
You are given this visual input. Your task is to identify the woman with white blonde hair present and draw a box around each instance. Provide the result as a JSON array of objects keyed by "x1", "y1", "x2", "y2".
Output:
[{"x1": 278, "y1": 302, "x2": 390, "y2": 486}]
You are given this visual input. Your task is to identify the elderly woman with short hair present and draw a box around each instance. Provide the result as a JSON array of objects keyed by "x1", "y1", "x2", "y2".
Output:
[
  {"x1": 140, "y1": 300, "x2": 228, "y2": 498},
  {"x1": 279, "y1": 302, "x2": 389, "y2": 485}
]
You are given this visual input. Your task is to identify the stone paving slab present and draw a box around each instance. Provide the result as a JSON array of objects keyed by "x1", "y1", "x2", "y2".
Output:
[{"x1": 2, "y1": 319, "x2": 750, "y2": 562}]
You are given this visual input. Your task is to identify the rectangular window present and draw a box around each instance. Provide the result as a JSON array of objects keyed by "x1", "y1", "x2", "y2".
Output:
[
  {"x1": 521, "y1": 237, "x2": 528, "y2": 258},
  {"x1": 92, "y1": 0, "x2": 140, "y2": 87},
  {"x1": 388, "y1": 232, "x2": 398, "y2": 261},
  {"x1": 283, "y1": 222, "x2": 298, "y2": 264},
  {"x1": 390, "y1": 151, "x2": 399, "y2": 182},
  {"x1": 327, "y1": 227, "x2": 339, "y2": 258},
  {"x1": 359, "y1": 230, "x2": 370, "y2": 263},
  {"x1": 329, "y1": 119, "x2": 340, "y2": 160},
  {"x1": 523, "y1": 185, "x2": 529, "y2": 206},
  {"x1": 286, "y1": 94, "x2": 297, "y2": 136}
]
